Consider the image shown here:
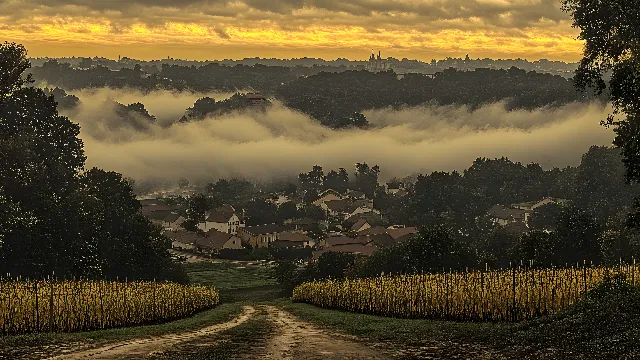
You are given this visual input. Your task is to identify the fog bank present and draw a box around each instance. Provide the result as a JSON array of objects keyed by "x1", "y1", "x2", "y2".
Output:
[{"x1": 62, "y1": 89, "x2": 615, "y2": 183}]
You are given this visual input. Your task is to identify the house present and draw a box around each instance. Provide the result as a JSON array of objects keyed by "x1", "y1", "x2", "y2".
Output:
[
  {"x1": 244, "y1": 93, "x2": 269, "y2": 106},
  {"x1": 356, "y1": 226, "x2": 393, "y2": 247},
  {"x1": 312, "y1": 244, "x2": 376, "y2": 260},
  {"x1": 270, "y1": 231, "x2": 316, "y2": 248},
  {"x1": 147, "y1": 210, "x2": 185, "y2": 230},
  {"x1": 346, "y1": 206, "x2": 380, "y2": 220},
  {"x1": 320, "y1": 235, "x2": 369, "y2": 248},
  {"x1": 322, "y1": 199, "x2": 360, "y2": 217},
  {"x1": 351, "y1": 219, "x2": 371, "y2": 233},
  {"x1": 385, "y1": 181, "x2": 405, "y2": 195},
  {"x1": 387, "y1": 227, "x2": 418, "y2": 243},
  {"x1": 197, "y1": 210, "x2": 242, "y2": 234},
  {"x1": 487, "y1": 205, "x2": 529, "y2": 226},
  {"x1": 237, "y1": 224, "x2": 283, "y2": 248},
  {"x1": 195, "y1": 230, "x2": 243, "y2": 254},
  {"x1": 312, "y1": 189, "x2": 343, "y2": 207},
  {"x1": 292, "y1": 217, "x2": 319, "y2": 232},
  {"x1": 347, "y1": 190, "x2": 366, "y2": 199},
  {"x1": 510, "y1": 198, "x2": 570, "y2": 211},
  {"x1": 139, "y1": 199, "x2": 171, "y2": 216},
  {"x1": 162, "y1": 213, "x2": 186, "y2": 231},
  {"x1": 165, "y1": 230, "x2": 200, "y2": 251}
]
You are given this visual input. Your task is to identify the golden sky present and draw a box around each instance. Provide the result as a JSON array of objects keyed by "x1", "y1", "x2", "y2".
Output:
[{"x1": 0, "y1": 0, "x2": 584, "y2": 61}]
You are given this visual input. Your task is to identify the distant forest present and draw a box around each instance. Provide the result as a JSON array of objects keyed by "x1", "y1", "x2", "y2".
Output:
[{"x1": 31, "y1": 61, "x2": 605, "y2": 129}]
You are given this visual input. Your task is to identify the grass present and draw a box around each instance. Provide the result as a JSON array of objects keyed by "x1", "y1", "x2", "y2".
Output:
[
  {"x1": 147, "y1": 307, "x2": 275, "y2": 360},
  {"x1": 0, "y1": 260, "x2": 281, "y2": 357},
  {"x1": 274, "y1": 299, "x2": 508, "y2": 345},
  {"x1": 184, "y1": 261, "x2": 286, "y2": 303},
  {"x1": 0, "y1": 303, "x2": 244, "y2": 359},
  {"x1": 275, "y1": 275, "x2": 640, "y2": 359}
]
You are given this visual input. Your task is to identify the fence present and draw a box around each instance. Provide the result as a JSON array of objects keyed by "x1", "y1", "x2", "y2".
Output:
[
  {"x1": 0, "y1": 278, "x2": 219, "y2": 335},
  {"x1": 293, "y1": 263, "x2": 640, "y2": 322}
]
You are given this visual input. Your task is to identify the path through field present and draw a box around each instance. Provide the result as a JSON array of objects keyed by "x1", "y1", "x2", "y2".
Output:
[
  {"x1": 44, "y1": 306, "x2": 256, "y2": 360},
  {"x1": 261, "y1": 305, "x2": 393, "y2": 359},
  {"x1": 38, "y1": 305, "x2": 397, "y2": 360}
]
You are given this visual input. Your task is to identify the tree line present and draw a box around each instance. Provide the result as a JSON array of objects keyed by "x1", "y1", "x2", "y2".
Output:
[{"x1": 0, "y1": 42, "x2": 185, "y2": 282}]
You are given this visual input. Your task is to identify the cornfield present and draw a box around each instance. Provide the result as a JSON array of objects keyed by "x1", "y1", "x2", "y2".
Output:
[
  {"x1": 0, "y1": 279, "x2": 219, "y2": 335},
  {"x1": 293, "y1": 265, "x2": 640, "y2": 322}
]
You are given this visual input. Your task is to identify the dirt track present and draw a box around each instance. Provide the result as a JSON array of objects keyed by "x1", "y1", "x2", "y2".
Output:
[
  {"x1": 261, "y1": 305, "x2": 393, "y2": 360},
  {"x1": 44, "y1": 306, "x2": 256, "y2": 360},
  {"x1": 41, "y1": 305, "x2": 395, "y2": 360}
]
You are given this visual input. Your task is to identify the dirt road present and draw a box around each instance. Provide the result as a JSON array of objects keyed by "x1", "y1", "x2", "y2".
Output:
[
  {"x1": 261, "y1": 305, "x2": 393, "y2": 360},
  {"x1": 44, "y1": 306, "x2": 256, "y2": 360},
  {"x1": 41, "y1": 305, "x2": 396, "y2": 360}
]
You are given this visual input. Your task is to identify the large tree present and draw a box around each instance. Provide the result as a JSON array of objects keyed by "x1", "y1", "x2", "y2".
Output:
[
  {"x1": 563, "y1": 0, "x2": 640, "y2": 226},
  {"x1": 0, "y1": 42, "x2": 182, "y2": 281}
]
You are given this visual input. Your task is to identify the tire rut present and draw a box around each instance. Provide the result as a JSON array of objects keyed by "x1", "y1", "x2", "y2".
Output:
[{"x1": 44, "y1": 305, "x2": 256, "y2": 360}]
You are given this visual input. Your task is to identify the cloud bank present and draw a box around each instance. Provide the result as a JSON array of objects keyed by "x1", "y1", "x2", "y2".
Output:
[{"x1": 61, "y1": 89, "x2": 615, "y2": 184}]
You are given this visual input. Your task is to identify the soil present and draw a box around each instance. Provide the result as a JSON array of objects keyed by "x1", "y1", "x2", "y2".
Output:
[
  {"x1": 42, "y1": 306, "x2": 256, "y2": 360},
  {"x1": 24, "y1": 305, "x2": 509, "y2": 360}
]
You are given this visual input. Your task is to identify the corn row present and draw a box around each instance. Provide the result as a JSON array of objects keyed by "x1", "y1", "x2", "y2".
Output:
[
  {"x1": 293, "y1": 265, "x2": 639, "y2": 321},
  {"x1": 0, "y1": 280, "x2": 220, "y2": 335}
]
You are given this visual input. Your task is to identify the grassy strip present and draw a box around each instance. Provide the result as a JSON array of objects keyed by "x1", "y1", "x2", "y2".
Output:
[
  {"x1": 184, "y1": 261, "x2": 285, "y2": 303},
  {"x1": 0, "y1": 303, "x2": 244, "y2": 357},
  {"x1": 147, "y1": 309, "x2": 274, "y2": 360},
  {"x1": 274, "y1": 299, "x2": 508, "y2": 346},
  {"x1": 276, "y1": 277, "x2": 640, "y2": 359}
]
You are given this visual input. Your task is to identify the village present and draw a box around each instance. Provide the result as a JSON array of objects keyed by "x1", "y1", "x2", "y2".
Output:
[{"x1": 140, "y1": 182, "x2": 568, "y2": 262}]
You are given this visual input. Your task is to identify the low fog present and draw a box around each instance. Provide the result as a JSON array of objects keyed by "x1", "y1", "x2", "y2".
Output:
[{"x1": 60, "y1": 89, "x2": 616, "y2": 183}]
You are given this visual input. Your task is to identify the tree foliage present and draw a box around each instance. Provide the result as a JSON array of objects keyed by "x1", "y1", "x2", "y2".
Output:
[{"x1": 0, "y1": 43, "x2": 183, "y2": 281}]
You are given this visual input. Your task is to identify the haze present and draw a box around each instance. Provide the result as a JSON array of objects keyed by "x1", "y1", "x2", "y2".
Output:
[{"x1": 63, "y1": 89, "x2": 615, "y2": 183}]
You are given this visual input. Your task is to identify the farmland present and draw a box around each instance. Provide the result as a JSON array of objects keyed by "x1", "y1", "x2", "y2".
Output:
[{"x1": 292, "y1": 265, "x2": 640, "y2": 321}]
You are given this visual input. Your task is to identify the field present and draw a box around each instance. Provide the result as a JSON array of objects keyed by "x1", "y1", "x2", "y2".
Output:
[
  {"x1": 2, "y1": 260, "x2": 640, "y2": 359},
  {"x1": 292, "y1": 265, "x2": 640, "y2": 322},
  {"x1": 0, "y1": 279, "x2": 219, "y2": 335}
]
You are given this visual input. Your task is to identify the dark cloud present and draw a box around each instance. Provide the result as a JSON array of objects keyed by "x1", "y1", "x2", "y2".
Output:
[{"x1": 0, "y1": 0, "x2": 569, "y2": 30}]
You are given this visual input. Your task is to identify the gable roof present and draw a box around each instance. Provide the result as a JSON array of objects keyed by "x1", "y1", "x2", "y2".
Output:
[
  {"x1": 205, "y1": 210, "x2": 235, "y2": 223},
  {"x1": 196, "y1": 230, "x2": 236, "y2": 250},
  {"x1": 351, "y1": 219, "x2": 369, "y2": 231},
  {"x1": 325, "y1": 199, "x2": 358, "y2": 213},
  {"x1": 318, "y1": 189, "x2": 342, "y2": 198},
  {"x1": 323, "y1": 235, "x2": 367, "y2": 247},
  {"x1": 216, "y1": 204, "x2": 236, "y2": 213},
  {"x1": 164, "y1": 213, "x2": 183, "y2": 223},
  {"x1": 487, "y1": 205, "x2": 527, "y2": 220},
  {"x1": 165, "y1": 230, "x2": 201, "y2": 244},
  {"x1": 387, "y1": 227, "x2": 418, "y2": 240},
  {"x1": 277, "y1": 231, "x2": 312, "y2": 242},
  {"x1": 242, "y1": 224, "x2": 283, "y2": 235},
  {"x1": 357, "y1": 226, "x2": 388, "y2": 236}
]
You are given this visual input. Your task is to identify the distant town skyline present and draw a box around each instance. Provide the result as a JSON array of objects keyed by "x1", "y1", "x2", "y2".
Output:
[{"x1": 1, "y1": 0, "x2": 584, "y2": 62}]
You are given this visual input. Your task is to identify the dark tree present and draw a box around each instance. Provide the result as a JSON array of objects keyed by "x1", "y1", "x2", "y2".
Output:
[
  {"x1": 277, "y1": 201, "x2": 300, "y2": 222},
  {"x1": 354, "y1": 163, "x2": 380, "y2": 198},
  {"x1": 562, "y1": 0, "x2": 640, "y2": 226},
  {"x1": 183, "y1": 194, "x2": 217, "y2": 231},
  {"x1": 245, "y1": 199, "x2": 278, "y2": 226},
  {"x1": 324, "y1": 168, "x2": 349, "y2": 193}
]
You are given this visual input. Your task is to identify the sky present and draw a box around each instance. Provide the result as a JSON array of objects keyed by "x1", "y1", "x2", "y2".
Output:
[
  {"x1": 0, "y1": 0, "x2": 583, "y2": 62},
  {"x1": 64, "y1": 89, "x2": 614, "y2": 183}
]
